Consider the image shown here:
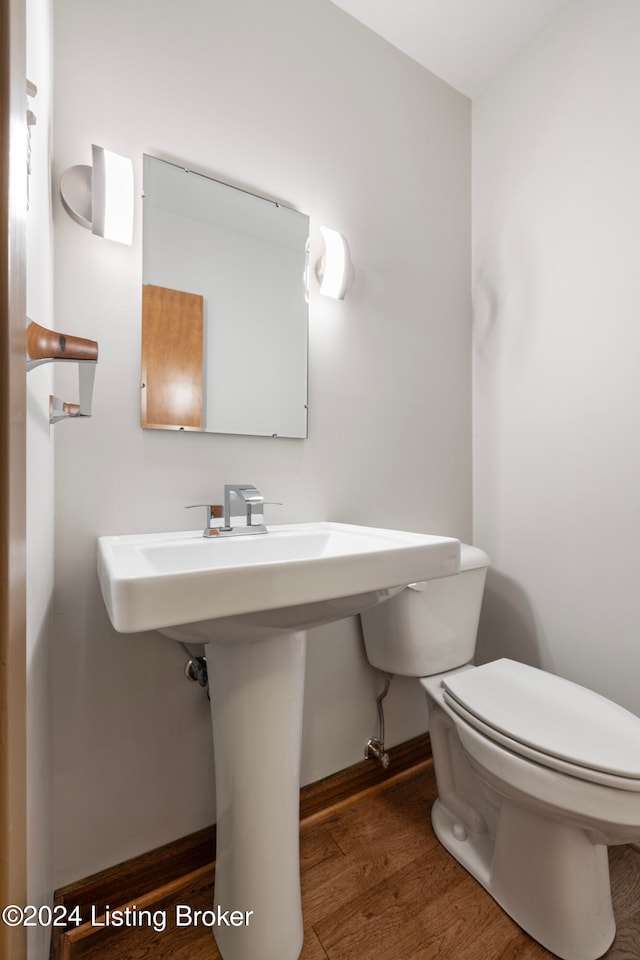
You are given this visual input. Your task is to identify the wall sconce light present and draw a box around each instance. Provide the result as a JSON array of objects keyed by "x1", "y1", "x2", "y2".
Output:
[
  {"x1": 315, "y1": 226, "x2": 355, "y2": 300},
  {"x1": 60, "y1": 144, "x2": 134, "y2": 245}
]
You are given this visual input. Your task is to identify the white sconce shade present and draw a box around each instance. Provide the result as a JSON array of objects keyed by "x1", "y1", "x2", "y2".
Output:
[
  {"x1": 60, "y1": 144, "x2": 134, "y2": 245},
  {"x1": 316, "y1": 226, "x2": 354, "y2": 300}
]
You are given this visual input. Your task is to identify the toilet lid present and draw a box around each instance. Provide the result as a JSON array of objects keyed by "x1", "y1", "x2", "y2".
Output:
[{"x1": 441, "y1": 659, "x2": 640, "y2": 780}]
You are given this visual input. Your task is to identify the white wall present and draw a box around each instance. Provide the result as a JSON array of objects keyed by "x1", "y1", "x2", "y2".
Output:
[
  {"x1": 26, "y1": 0, "x2": 54, "y2": 955},
  {"x1": 52, "y1": 0, "x2": 471, "y2": 886},
  {"x1": 473, "y1": 1, "x2": 640, "y2": 711}
]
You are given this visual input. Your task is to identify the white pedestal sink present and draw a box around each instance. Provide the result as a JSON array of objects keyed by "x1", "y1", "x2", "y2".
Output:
[{"x1": 98, "y1": 522, "x2": 460, "y2": 960}]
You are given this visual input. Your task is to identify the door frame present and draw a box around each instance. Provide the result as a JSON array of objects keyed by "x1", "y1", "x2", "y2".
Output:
[{"x1": 1, "y1": 0, "x2": 28, "y2": 954}]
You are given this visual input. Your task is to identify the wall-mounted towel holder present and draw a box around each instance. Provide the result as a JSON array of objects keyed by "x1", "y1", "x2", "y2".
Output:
[{"x1": 26, "y1": 320, "x2": 98, "y2": 424}]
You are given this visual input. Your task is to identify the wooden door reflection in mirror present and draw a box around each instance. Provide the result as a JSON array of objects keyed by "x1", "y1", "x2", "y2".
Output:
[{"x1": 141, "y1": 283, "x2": 204, "y2": 431}]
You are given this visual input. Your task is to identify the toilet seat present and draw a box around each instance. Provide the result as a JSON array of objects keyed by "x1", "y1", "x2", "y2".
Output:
[{"x1": 440, "y1": 659, "x2": 640, "y2": 790}]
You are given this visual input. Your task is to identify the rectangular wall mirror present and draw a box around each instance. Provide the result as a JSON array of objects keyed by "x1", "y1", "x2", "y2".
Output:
[{"x1": 142, "y1": 155, "x2": 309, "y2": 438}]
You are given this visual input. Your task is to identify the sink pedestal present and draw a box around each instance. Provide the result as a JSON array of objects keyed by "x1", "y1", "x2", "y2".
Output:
[{"x1": 206, "y1": 631, "x2": 307, "y2": 960}]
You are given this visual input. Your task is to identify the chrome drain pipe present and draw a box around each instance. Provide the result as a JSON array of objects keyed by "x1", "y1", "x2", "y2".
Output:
[
  {"x1": 181, "y1": 641, "x2": 209, "y2": 697},
  {"x1": 184, "y1": 655, "x2": 208, "y2": 687}
]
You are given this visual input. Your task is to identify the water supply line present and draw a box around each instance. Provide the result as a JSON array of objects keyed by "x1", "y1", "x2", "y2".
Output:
[{"x1": 365, "y1": 672, "x2": 393, "y2": 769}]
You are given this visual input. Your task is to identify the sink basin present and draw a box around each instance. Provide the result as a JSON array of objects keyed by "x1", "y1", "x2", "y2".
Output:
[
  {"x1": 97, "y1": 521, "x2": 460, "y2": 639},
  {"x1": 97, "y1": 521, "x2": 460, "y2": 960}
]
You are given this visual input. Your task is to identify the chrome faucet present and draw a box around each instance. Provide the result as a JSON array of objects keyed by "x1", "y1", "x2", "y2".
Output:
[
  {"x1": 186, "y1": 484, "x2": 280, "y2": 538},
  {"x1": 223, "y1": 484, "x2": 265, "y2": 531}
]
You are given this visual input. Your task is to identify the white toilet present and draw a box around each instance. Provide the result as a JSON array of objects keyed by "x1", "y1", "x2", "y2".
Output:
[{"x1": 360, "y1": 545, "x2": 640, "y2": 960}]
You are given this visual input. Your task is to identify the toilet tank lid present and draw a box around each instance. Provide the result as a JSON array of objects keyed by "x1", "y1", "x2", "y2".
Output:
[
  {"x1": 441, "y1": 658, "x2": 640, "y2": 780},
  {"x1": 459, "y1": 544, "x2": 490, "y2": 571},
  {"x1": 408, "y1": 543, "x2": 488, "y2": 589}
]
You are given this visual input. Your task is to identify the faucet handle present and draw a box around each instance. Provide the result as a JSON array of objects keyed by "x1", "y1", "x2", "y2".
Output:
[
  {"x1": 245, "y1": 499, "x2": 283, "y2": 527},
  {"x1": 186, "y1": 504, "x2": 224, "y2": 538}
]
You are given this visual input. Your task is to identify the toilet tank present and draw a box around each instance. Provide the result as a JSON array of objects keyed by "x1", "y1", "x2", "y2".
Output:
[{"x1": 360, "y1": 544, "x2": 490, "y2": 677}]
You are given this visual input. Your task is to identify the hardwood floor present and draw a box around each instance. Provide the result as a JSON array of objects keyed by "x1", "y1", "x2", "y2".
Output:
[{"x1": 60, "y1": 760, "x2": 640, "y2": 960}]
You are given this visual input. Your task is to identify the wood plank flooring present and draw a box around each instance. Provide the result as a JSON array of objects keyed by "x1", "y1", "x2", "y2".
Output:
[{"x1": 62, "y1": 761, "x2": 640, "y2": 960}]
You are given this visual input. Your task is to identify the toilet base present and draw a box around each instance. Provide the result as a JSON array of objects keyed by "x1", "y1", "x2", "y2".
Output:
[{"x1": 432, "y1": 798, "x2": 616, "y2": 960}]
